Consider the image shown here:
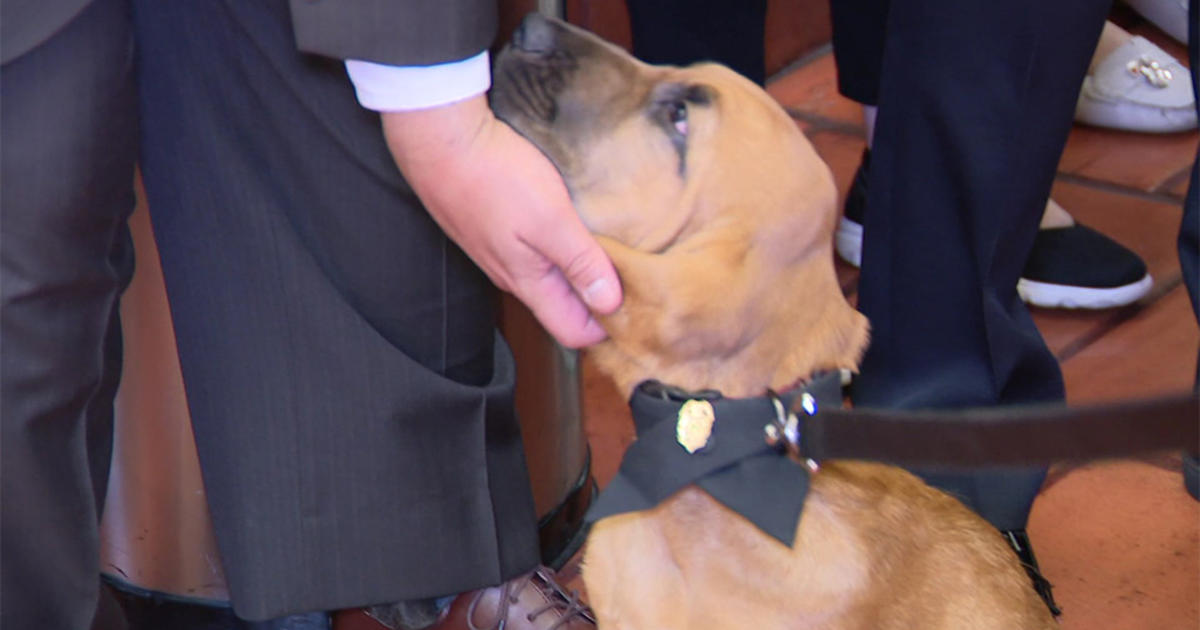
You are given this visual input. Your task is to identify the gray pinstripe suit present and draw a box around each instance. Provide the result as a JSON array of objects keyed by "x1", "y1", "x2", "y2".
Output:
[{"x1": 2, "y1": 1, "x2": 541, "y2": 625}]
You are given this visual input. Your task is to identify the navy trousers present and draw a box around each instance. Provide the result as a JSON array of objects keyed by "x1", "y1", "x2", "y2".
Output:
[{"x1": 831, "y1": 0, "x2": 1108, "y2": 529}]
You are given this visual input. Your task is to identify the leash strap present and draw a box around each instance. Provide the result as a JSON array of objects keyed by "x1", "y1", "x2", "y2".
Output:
[{"x1": 795, "y1": 393, "x2": 1199, "y2": 467}]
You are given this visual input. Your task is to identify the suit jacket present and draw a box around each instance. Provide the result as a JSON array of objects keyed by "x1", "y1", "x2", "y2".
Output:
[
  {"x1": 2, "y1": 0, "x2": 496, "y2": 64},
  {"x1": 289, "y1": 0, "x2": 497, "y2": 65},
  {"x1": 1, "y1": 0, "x2": 91, "y2": 63},
  {"x1": 132, "y1": 0, "x2": 540, "y2": 620}
]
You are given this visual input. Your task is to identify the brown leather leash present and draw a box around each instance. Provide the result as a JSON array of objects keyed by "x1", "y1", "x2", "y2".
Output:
[{"x1": 784, "y1": 392, "x2": 1199, "y2": 468}]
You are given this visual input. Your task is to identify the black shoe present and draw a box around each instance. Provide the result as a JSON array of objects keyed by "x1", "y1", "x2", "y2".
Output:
[
  {"x1": 1018, "y1": 225, "x2": 1152, "y2": 309},
  {"x1": 1002, "y1": 529, "x2": 1062, "y2": 617},
  {"x1": 834, "y1": 149, "x2": 1153, "y2": 309}
]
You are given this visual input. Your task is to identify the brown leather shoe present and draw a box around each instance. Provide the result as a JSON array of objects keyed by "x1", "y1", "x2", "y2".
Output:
[{"x1": 333, "y1": 566, "x2": 594, "y2": 630}]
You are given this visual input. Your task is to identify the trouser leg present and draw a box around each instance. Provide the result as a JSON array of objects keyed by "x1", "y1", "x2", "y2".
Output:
[
  {"x1": 625, "y1": 0, "x2": 768, "y2": 84},
  {"x1": 1179, "y1": 0, "x2": 1198, "y2": 498},
  {"x1": 832, "y1": 0, "x2": 1108, "y2": 529},
  {"x1": 0, "y1": 0, "x2": 138, "y2": 627}
]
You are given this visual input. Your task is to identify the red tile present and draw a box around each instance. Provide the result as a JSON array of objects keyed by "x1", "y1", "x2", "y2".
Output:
[
  {"x1": 565, "y1": 0, "x2": 632, "y2": 51},
  {"x1": 766, "y1": 53, "x2": 864, "y2": 128},
  {"x1": 1165, "y1": 167, "x2": 1194, "y2": 198},
  {"x1": 1058, "y1": 285, "x2": 1198, "y2": 404},
  {"x1": 1029, "y1": 459, "x2": 1199, "y2": 630},
  {"x1": 764, "y1": 0, "x2": 832, "y2": 78},
  {"x1": 807, "y1": 130, "x2": 867, "y2": 207},
  {"x1": 580, "y1": 356, "x2": 634, "y2": 489},
  {"x1": 806, "y1": 131, "x2": 867, "y2": 293},
  {"x1": 1059, "y1": 126, "x2": 1199, "y2": 194}
]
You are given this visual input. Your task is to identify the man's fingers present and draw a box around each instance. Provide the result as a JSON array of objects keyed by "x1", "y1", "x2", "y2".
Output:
[
  {"x1": 529, "y1": 219, "x2": 623, "y2": 316},
  {"x1": 514, "y1": 268, "x2": 609, "y2": 348}
]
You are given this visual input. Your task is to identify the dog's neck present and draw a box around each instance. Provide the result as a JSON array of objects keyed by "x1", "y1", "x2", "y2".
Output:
[{"x1": 590, "y1": 239, "x2": 870, "y2": 400}]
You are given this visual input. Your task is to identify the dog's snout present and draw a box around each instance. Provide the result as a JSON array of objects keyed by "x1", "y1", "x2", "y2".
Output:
[{"x1": 512, "y1": 12, "x2": 558, "y2": 53}]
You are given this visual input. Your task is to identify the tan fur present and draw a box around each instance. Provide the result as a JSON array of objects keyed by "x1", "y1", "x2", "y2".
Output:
[{"x1": 493, "y1": 16, "x2": 1056, "y2": 629}]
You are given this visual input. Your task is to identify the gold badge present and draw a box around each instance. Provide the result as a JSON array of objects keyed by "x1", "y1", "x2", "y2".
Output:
[{"x1": 676, "y1": 400, "x2": 716, "y2": 454}]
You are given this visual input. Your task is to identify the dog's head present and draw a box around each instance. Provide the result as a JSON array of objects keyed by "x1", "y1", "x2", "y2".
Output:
[{"x1": 492, "y1": 14, "x2": 868, "y2": 397}]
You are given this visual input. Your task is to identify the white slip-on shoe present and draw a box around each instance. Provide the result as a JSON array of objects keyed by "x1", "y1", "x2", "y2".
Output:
[{"x1": 1075, "y1": 35, "x2": 1196, "y2": 133}]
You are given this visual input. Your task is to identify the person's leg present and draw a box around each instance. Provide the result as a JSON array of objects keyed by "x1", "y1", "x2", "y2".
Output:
[
  {"x1": 134, "y1": 0, "x2": 540, "y2": 620},
  {"x1": 1179, "y1": 0, "x2": 1198, "y2": 499},
  {"x1": 830, "y1": 0, "x2": 1110, "y2": 614},
  {"x1": 834, "y1": 3, "x2": 1154, "y2": 312},
  {"x1": 1182, "y1": 0, "x2": 1199, "y2": 331},
  {"x1": 853, "y1": 0, "x2": 1107, "y2": 521},
  {"x1": 829, "y1": 0, "x2": 888, "y2": 107},
  {"x1": 625, "y1": 0, "x2": 767, "y2": 84},
  {"x1": 0, "y1": 0, "x2": 138, "y2": 627}
]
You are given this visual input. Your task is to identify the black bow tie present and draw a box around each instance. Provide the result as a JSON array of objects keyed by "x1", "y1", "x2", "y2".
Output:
[{"x1": 586, "y1": 371, "x2": 844, "y2": 547}]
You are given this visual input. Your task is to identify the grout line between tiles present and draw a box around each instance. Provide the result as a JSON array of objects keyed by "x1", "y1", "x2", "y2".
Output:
[
  {"x1": 786, "y1": 108, "x2": 866, "y2": 138},
  {"x1": 1053, "y1": 172, "x2": 1189, "y2": 206},
  {"x1": 766, "y1": 42, "x2": 833, "y2": 85},
  {"x1": 1155, "y1": 166, "x2": 1195, "y2": 198},
  {"x1": 1053, "y1": 273, "x2": 1184, "y2": 364}
]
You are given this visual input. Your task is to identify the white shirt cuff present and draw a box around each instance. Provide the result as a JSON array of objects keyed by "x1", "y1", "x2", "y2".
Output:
[{"x1": 344, "y1": 51, "x2": 491, "y2": 112}]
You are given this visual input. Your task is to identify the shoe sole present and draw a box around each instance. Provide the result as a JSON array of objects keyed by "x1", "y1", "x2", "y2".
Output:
[
  {"x1": 836, "y1": 218, "x2": 1154, "y2": 310},
  {"x1": 1075, "y1": 95, "x2": 1198, "y2": 134},
  {"x1": 1017, "y1": 274, "x2": 1154, "y2": 309}
]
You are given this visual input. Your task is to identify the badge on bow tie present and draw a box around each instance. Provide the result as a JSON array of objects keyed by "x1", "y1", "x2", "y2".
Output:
[{"x1": 676, "y1": 399, "x2": 716, "y2": 454}]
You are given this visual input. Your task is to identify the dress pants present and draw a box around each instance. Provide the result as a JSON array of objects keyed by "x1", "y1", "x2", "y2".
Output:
[
  {"x1": 625, "y1": 0, "x2": 768, "y2": 85},
  {"x1": 830, "y1": 0, "x2": 1110, "y2": 529},
  {"x1": 133, "y1": 0, "x2": 538, "y2": 619},
  {"x1": 1182, "y1": 1, "x2": 1199, "y2": 338},
  {"x1": 0, "y1": 0, "x2": 139, "y2": 627}
]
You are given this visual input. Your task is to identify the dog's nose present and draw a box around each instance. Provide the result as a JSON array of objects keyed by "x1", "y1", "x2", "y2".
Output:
[{"x1": 512, "y1": 12, "x2": 557, "y2": 53}]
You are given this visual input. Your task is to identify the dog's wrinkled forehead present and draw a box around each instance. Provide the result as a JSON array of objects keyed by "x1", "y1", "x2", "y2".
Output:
[
  {"x1": 491, "y1": 14, "x2": 661, "y2": 150},
  {"x1": 491, "y1": 13, "x2": 790, "y2": 167},
  {"x1": 491, "y1": 12, "x2": 822, "y2": 252}
]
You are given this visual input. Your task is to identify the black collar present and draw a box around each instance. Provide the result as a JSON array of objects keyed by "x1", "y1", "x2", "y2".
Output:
[{"x1": 586, "y1": 371, "x2": 844, "y2": 547}]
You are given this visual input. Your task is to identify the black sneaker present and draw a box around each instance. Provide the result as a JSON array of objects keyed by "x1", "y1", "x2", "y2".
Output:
[
  {"x1": 835, "y1": 149, "x2": 1153, "y2": 309},
  {"x1": 1018, "y1": 225, "x2": 1153, "y2": 309},
  {"x1": 1002, "y1": 529, "x2": 1063, "y2": 618}
]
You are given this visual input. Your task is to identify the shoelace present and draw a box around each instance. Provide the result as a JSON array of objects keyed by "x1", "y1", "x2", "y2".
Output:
[
  {"x1": 466, "y1": 567, "x2": 594, "y2": 630},
  {"x1": 1018, "y1": 561, "x2": 1062, "y2": 618},
  {"x1": 1003, "y1": 531, "x2": 1062, "y2": 618}
]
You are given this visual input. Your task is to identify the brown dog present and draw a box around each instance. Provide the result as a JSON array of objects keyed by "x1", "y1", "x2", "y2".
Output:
[{"x1": 492, "y1": 14, "x2": 1056, "y2": 630}]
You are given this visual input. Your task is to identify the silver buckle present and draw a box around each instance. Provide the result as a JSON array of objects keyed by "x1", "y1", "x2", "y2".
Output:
[
  {"x1": 764, "y1": 391, "x2": 820, "y2": 472},
  {"x1": 1126, "y1": 55, "x2": 1173, "y2": 88}
]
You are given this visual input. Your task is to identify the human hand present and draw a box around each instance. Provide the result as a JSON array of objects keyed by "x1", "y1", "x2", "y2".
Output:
[{"x1": 381, "y1": 94, "x2": 622, "y2": 348}]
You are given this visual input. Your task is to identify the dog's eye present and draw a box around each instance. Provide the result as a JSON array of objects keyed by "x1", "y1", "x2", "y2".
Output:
[{"x1": 668, "y1": 101, "x2": 688, "y2": 136}]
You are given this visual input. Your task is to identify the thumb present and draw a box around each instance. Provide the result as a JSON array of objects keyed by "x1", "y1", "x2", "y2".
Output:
[{"x1": 536, "y1": 218, "x2": 623, "y2": 315}]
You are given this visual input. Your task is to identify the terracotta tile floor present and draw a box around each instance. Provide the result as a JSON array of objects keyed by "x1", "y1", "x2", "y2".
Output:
[{"x1": 567, "y1": 40, "x2": 1199, "y2": 630}]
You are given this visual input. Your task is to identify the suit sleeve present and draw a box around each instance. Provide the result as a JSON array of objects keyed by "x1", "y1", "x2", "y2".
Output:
[{"x1": 289, "y1": 0, "x2": 498, "y2": 66}]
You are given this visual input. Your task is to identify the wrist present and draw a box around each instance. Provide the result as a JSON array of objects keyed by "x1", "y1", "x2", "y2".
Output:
[{"x1": 381, "y1": 94, "x2": 494, "y2": 177}]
